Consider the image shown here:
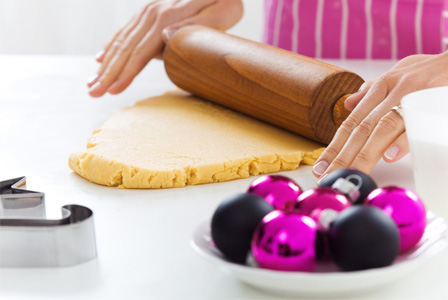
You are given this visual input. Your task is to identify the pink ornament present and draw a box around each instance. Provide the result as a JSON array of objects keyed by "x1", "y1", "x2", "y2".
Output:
[
  {"x1": 366, "y1": 186, "x2": 426, "y2": 253},
  {"x1": 251, "y1": 210, "x2": 318, "y2": 272},
  {"x1": 295, "y1": 187, "x2": 351, "y2": 224},
  {"x1": 248, "y1": 175, "x2": 302, "y2": 211}
]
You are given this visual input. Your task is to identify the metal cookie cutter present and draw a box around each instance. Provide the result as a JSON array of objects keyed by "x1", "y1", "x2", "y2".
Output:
[{"x1": 0, "y1": 177, "x2": 97, "y2": 267}]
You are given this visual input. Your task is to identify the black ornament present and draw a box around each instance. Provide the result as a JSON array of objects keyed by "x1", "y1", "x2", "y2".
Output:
[
  {"x1": 328, "y1": 206, "x2": 400, "y2": 271},
  {"x1": 211, "y1": 193, "x2": 274, "y2": 263},
  {"x1": 319, "y1": 168, "x2": 377, "y2": 204}
]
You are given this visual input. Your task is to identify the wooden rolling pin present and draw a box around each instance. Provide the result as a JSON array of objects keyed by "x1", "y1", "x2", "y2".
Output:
[{"x1": 163, "y1": 25, "x2": 364, "y2": 145}]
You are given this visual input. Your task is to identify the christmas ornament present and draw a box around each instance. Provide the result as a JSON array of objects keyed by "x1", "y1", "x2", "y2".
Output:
[
  {"x1": 211, "y1": 193, "x2": 274, "y2": 263},
  {"x1": 328, "y1": 206, "x2": 400, "y2": 271},
  {"x1": 295, "y1": 187, "x2": 351, "y2": 223},
  {"x1": 319, "y1": 169, "x2": 377, "y2": 204},
  {"x1": 248, "y1": 175, "x2": 302, "y2": 211},
  {"x1": 251, "y1": 210, "x2": 318, "y2": 272},
  {"x1": 366, "y1": 186, "x2": 426, "y2": 253}
]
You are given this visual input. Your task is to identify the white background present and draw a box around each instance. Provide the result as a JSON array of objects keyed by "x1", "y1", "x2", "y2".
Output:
[{"x1": 0, "y1": 0, "x2": 263, "y2": 55}]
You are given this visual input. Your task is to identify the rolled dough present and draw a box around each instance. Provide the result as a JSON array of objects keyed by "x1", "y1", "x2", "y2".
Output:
[{"x1": 69, "y1": 91, "x2": 325, "y2": 188}]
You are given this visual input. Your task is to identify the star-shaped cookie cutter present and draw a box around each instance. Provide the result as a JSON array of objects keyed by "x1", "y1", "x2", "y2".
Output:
[{"x1": 0, "y1": 177, "x2": 97, "y2": 267}]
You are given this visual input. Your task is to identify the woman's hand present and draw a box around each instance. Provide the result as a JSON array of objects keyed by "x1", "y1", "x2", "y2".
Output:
[
  {"x1": 87, "y1": 0, "x2": 243, "y2": 97},
  {"x1": 313, "y1": 51, "x2": 448, "y2": 181}
]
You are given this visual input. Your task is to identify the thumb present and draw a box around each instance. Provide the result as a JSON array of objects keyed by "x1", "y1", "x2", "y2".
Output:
[
  {"x1": 162, "y1": 2, "x2": 241, "y2": 43},
  {"x1": 344, "y1": 80, "x2": 374, "y2": 111},
  {"x1": 161, "y1": 17, "x2": 201, "y2": 43},
  {"x1": 162, "y1": 26, "x2": 180, "y2": 43}
]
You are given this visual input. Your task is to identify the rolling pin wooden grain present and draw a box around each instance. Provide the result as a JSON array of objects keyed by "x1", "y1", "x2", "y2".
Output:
[{"x1": 163, "y1": 25, "x2": 364, "y2": 145}]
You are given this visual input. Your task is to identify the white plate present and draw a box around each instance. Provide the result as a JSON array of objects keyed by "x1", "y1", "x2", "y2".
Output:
[{"x1": 190, "y1": 213, "x2": 448, "y2": 298}]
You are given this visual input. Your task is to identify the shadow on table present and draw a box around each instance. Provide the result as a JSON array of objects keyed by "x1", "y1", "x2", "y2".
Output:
[{"x1": 0, "y1": 259, "x2": 101, "y2": 298}]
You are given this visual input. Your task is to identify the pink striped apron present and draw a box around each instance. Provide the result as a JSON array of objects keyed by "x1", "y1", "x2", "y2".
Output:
[{"x1": 263, "y1": 0, "x2": 448, "y2": 59}]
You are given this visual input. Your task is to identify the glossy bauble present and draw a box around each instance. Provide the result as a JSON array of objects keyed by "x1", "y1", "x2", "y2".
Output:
[
  {"x1": 319, "y1": 169, "x2": 377, "y2": 204},
  {"x1": 251, "y1": 211, "x2": 318, "y2": 272},
  {"x1": 295, "y1": 187, "x2": 351, "y2": 223},
  {"x1": 211, "y1": 193, "x2": 274, "y2": 263},
  {"x1": 366, "y1": 186, "x2": 426, "y2": 253},
  {"x1": 248, "y1": 175, "x2": 303, "y2": 211},
  {"x1": 328, "y1": 206, "x2": 400, "y2": 271}
]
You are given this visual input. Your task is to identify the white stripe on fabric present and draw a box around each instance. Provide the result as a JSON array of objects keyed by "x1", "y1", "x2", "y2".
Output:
[
  {"x1": 441, "y1": 8, "x2": 445, "y2": 52},
  {"x1": 415, "y1": 0, "x2": 423, "y2": 54},
  {"x1": 291, "y1": 0, "x2": 300, "y2": 53},
  {"x1": 442, "y1": 10, "x2": 448, "y2": 18},
  {"x1": 273, "y1": 0, "x2": 284, "y2": 47},
  {"x1": 390, "y1": 0, "x2": 398, "y2": 59},
  {"x1": 315, "y1": 0, "x2": 325, "y2": 58},
  {"x1": 340, "y1": 0, "x2": 349, "y2": 59},
  {"x1": 365, "y1": 0, "x2": 373, "y2": 59},
  {"x1": 262, "y1": 0, "x2": 272, "y2": 44}
]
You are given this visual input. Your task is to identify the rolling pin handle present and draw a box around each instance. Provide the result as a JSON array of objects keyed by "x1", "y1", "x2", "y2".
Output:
[{"x1": 333, "y1": 94, "x2": 352, "y2": 127}]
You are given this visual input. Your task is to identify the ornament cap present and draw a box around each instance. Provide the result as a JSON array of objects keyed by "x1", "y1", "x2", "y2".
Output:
[
  {"x1": 317, "y1": 208, "x2": 339, "y2": 230},
  {"x1": 332, "y1": 174, "x2": 363, "y2": 202}
]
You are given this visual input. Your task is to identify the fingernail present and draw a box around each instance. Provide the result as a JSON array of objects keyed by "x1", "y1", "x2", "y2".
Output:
[
  {"x1": 358, "y1": 82, "x2": 367, "y2": 92},
  {"x1": 89, "y1": 81, "x2": 102, "y2": 92},
  {"x1": 347, "y1": 84, "x2": 366, "y2": 100},
  {"x1": 313, "y1": 160, "x2": 329, "y2": 176},
  {"x1": 87, "y1": 74, "x2": 99, "y2": 86},
  {"x1": 384, "y1": 145, "x2": 400, "y2": 160},
  {"x1": 95, "y1": 50, "x2": 105, "y2": 61},
  {"x1": 345, "y1": 93, "x2": 355, "y2": 102},
  {"x1": 162, "y1": 27, "x2": 178, "y2": 41},
  {"x1": 317, "y1": 174, "x2": 328, "y2": 185}
]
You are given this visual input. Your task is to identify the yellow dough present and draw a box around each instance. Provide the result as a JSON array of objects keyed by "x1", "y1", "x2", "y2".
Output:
[{"x1": 69, "y1": 91, "x2": 325, "y2": 188}]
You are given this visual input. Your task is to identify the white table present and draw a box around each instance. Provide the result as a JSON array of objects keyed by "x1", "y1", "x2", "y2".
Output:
[{"x1": 0, "y1": 55, "x2": 446, "y2": 300}]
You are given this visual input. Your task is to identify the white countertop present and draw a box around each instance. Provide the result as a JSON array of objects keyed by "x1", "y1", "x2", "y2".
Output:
[{"x1": 0, "y1": 55, "x2": 446, "y2": 300}]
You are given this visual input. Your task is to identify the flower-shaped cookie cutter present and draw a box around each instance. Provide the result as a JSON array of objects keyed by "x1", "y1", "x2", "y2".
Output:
[{"x1": 0, "y1": 177, "x2": 97, "y2": 267}]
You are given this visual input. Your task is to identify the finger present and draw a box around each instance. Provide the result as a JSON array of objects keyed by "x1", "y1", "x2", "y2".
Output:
[
  {"x1": 383, "y1": 132, "x2": 409, "y2": 163},
  {"x1": 161, "y1": 0, "x2": 243, "y2": 43},
  {"x1": 320, "y1": 112, "x2": 379, "y2": 176},
  {"x1": 99, "y1": 10, "x2": 151, "y2": 74},
  {"x1": 93, "y1": 15, "x2": 134, "y2": 66},
  {"x1": 312, "y1": 77, "x2": 390, "y2": 177},
  {"x1": 107, "y1": 26, "x2": 164, "y2": 94},
  {"x1": 87, "y1": 9, "x2": 144, "y2": 89},
  {"x1": 95, "y1": 6, "x2": 148, "y2": 64},
  {"x1": 348, "y1": 110, "x2": 406, "y2": 173},
  {"x1": 177, "y1": 0, "x2": 243, "y2": 30},
  {"x1": 95, "y1": 49, "x2": 107, "y2": 63},
  {"x1": 344, "y1": 79, "x2": 375, "y2": 111},
  {"x1": 89, "y1": 7, "x2": 158, "y2": 97},
  {"x1": 98, "y1": 26, "x2": 126, "y2": 63},
  {"x1": 87, "y1": 73, "x2": 100, "y2": 88}
]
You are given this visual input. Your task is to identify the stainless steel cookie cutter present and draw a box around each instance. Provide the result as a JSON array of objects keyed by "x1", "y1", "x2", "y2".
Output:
[{"x1": 0, "y1": 177, "x2": 97, "y2": 267}]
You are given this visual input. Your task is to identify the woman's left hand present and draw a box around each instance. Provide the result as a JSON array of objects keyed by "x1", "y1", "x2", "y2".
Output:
[{"x1": 312, "y1": 51, "x2": 448, "y2": 181}]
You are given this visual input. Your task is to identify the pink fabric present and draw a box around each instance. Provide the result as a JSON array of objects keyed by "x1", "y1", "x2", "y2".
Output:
[
  {"x1": 298, "y1": 1, "x2": 318, "y2": 56},
  {"x1": 321, "y1": 0, "x2": 343, "y2": 58},
  {"x1": 263, "y1": 0, "x2": 448, "y2": 59},
  {"x1": 346, "y1": 0, "x2": 367, "y2": 58}
]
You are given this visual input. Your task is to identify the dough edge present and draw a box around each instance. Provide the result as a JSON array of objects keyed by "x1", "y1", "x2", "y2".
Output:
[{"x1": 68, "y1": 147, "x2": 325, "y2": 189}]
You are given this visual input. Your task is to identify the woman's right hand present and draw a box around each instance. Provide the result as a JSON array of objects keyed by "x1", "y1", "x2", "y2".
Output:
[
  {"x1": 87, "y1": 0, "x2": 243, "y2": 97},
  {"x1": 312, "y1": 52, "x2": 448, "y2": 181}
]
